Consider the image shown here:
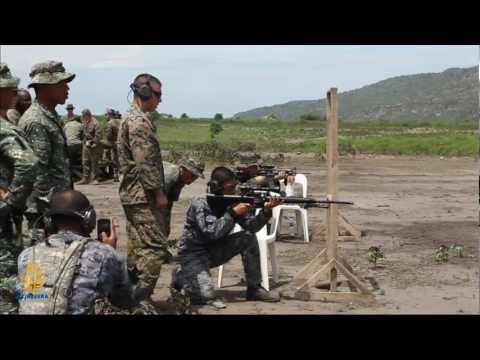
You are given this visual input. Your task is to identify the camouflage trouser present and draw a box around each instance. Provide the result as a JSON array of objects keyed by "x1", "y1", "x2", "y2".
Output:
[
  {"x1": 0, "y1": 275, "x2": 18, "y2": 315},
  {"x1": 67, "y1": 144, "x2": 83, "y2": 181},
  {"x1": 123, "y1": 203, "x2": 171, "y2": 301},
  {"x1": 0, "y1": 248, "x2": 21, "y2": 315},
  {"x1": 104, "y1": 145, "x2": 119, "y2": 178},
  {"x1": 177, "y1": 231, "x2": 262, "y2": 304},
  {"x1": 82, "y1": 144, "x2": 102, "y2": 181}
]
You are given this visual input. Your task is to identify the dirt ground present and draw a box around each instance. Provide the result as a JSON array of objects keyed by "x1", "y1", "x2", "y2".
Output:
[{"x1": 79, "y1": 155, "x2": 479, "y2": 314}]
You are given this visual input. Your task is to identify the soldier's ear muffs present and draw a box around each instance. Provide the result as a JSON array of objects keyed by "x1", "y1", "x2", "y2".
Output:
[
  {"x1": 207, "y1": 180, "x2": 223, "y2": 195},
  {"x1": 44, "y1": 206, "x2": 97, "y2": 235},
  {"x1": 130, "y1": 76, "x2": 153, "y2": 101}
]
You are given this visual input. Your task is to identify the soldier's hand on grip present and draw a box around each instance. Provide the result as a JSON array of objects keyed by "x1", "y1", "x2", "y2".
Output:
[
  {"x1": 265, "y1": 196, "x2": 283, "y2": 209},
  {"x1": 232, "y1": 203, "x2": 253, "y2": 217}
]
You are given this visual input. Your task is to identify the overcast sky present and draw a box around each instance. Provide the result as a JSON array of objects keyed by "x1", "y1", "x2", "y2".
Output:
[{"x1": 0, "y1": 45, "x2": 477, "y2": 117}]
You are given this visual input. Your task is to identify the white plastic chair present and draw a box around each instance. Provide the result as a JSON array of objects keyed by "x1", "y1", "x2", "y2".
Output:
[
  {"x1": 217, "y1": 207, "x2": 280, "y2": 291},
  {"x1": 277, "y1": 174, "x2": 310, "y2": 242}
]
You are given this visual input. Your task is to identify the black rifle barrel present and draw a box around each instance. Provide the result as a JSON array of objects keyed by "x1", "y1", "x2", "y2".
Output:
[{"x1": 206, "y1": 194, "x2": 353, "y2": 205}]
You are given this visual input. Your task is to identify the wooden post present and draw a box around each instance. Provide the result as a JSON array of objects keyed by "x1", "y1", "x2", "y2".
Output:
[
  {"x1": 326, "y1": 89, "x2": 339, "y2": 291},
  {"x1": 280, "y1": 87, "x2": 374, "y2": 304}
]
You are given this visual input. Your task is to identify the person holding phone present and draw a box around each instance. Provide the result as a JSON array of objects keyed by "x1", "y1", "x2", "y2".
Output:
[{"x1": 16, "y1": 190, "x2": 135, "y2": 315}]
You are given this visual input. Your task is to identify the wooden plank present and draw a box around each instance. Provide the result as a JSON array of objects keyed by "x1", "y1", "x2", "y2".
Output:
[
  {"x1": 297, "y1": 289, "x2": 376, "y2": 305},
  {"x1": 334, "y1": 259, "x2": 371, "y2": 294},
  {"x1": 339, "y1": 214, "x2": 362, "y2": 240},
  {"x1": 337, "y1": 256, "x2": 358, "y2": 291},
  {"x1": 338, "y1": 235, "x2": 357, "y2": 242},
  {"x1": 297, "y1": 259, "x2": 334, "y2": 290},
  {"x1": 289, "y1": 249, "x2": 327, "y2": 288},
  {"x1": 316, "y1": 279, "x2": 344, "y2": 289},
  {"x1": 337, "y1": 256, "x2": 355, "y2": 273},
  {"x1": 313, "y1": 224, "x2": 327, "y2": 235}
]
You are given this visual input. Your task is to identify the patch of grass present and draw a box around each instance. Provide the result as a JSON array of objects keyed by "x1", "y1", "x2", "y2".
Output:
[
  {"x1": 353, "y1": 134, "x2": 478, "y2": 156},
  {"x1": 94, "y1": 115, "x2": 478, "y2": 157}
]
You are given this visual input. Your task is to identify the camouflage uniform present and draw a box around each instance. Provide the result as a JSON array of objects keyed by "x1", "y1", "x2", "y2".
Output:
[
  {"x1": 64, "y1": 117, "x2": 84, "y2": 181},
  {"x1": 6, "y1": 109, "x2": 21, "y2": 126},
  {"x1": 175, "y1": 197, "x2": 270, "y2": 304},
  {"x1": 0, "y1": 63, "x2": 39, "y2": 314},
  {"x1": 18, "y1": 100, "x2": 72, "y2": 242},
  {"x1": 61, "y1": 112, "x2": 77, "y2": 126},
  {"x1": 117, "y1": 103, "x2": 167, "y2": 300},
  {"x1": 17, "y1": 61, "x2": 75, "y2": 244},
  {"x1": 163, "y1": 159, "x2": 204, "y2": 237},
  {"x1": 0, "y1": 117, "x2": 40, "y2": 314},
  {"x1": 101, "y1": 116, "x2": 121, "y2": 181},
  {"x1": 82, "y1": 117, "x2": 102, "y2": 182},
  {"x1": 16, "y1": 230, "x2": 135, "y2": 314}
]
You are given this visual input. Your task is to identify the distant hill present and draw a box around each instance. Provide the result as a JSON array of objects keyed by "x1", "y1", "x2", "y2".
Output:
[{"x1": 234, "y1": 66, "x2": 479, "y2": 121}]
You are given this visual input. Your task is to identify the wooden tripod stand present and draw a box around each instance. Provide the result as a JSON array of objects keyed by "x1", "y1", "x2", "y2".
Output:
[{"x1": 282, "y1": 88, "x2": 374, "y2": 304}]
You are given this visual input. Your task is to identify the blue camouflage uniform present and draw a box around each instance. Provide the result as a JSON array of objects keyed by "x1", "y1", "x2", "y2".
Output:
[
  {"x1": 16, "y1": 230, "x2": 135, "y2": 314},
  {"x1": 175, "y1": 197, "x2": 271, "y2": 304}
]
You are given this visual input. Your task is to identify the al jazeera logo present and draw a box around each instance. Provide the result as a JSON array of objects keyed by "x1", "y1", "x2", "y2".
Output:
[{"x1": 16, "y1": 260, "x2": 49, "y2": 301}]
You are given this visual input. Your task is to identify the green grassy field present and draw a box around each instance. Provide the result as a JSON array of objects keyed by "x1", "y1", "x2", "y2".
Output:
[{"x1": 96, "y1": 116, "x2": 478, "y2": 157}]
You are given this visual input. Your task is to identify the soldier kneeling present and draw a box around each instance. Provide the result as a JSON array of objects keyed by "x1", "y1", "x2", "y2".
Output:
[
  {"x1": 172, "y1": 166, "x2": 282, "y2": 309},
  {"x1": 16, "y1": 190, "x2": 135, "y2": 315}
]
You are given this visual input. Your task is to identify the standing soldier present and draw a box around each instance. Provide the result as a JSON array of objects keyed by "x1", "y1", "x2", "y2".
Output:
[
  {"x1": 64, "y1": 115, "x2": 84, "y2": 182},
  {"x1": 7, "y1": 89, "x2": 32, "y2": 125},
  {"x1": 0, "y1": 63, "x2": 39, "y2": 314},
  {"x1": 64, "y1": 104, "x2": 76, "y2": 120},
  {"x1": 101, "y1": 108, "x2": 121, "y2": 182},
  {"x1": 76, "y1": 109, "x2": 102, "y2": 185},
  {"x1": 18, "y1": 60, "x2": 75, "y2": 246},
  {"x1": 117, "y1": 73, "x2": 169, "y2": 305},
  {"x1": 61, "y1": 103, "x2": 77, "y2": 127}
]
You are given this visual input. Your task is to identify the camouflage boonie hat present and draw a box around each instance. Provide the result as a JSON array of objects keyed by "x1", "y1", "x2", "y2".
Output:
[
  {"x1": 28, "y1": 61, "x2": 75, "y2": 88},
  {"x1": 66, "y1": 104, "x2": 74, "y2": 110},
  {"x1": 0, "y1": 63, "x2": 20, "y2": 88},
  {"x1": 179, "y1": 158, "x2": 205, "y2": 179}
]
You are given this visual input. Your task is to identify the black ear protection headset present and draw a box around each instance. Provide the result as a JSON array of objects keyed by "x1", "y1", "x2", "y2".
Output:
[
  {"x1": 129, "y1": 74, "x2": 155, "y2": 100},
  {"x1": 43, "y1": 206, "x2": 97, "y2": 235},
  {"x1": 207, "y1": 179, "x2": 223, "y2": 195}
]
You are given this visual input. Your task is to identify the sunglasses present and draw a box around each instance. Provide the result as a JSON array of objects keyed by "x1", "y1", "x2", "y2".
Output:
[{"x1": 151, "y1": 89, "x2": 162, "y2": 99}]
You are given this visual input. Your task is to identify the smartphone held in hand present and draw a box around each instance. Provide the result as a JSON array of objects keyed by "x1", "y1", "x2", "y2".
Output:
[{"x1": 97, "y1": 218, "x2": 112, "y2": 241}]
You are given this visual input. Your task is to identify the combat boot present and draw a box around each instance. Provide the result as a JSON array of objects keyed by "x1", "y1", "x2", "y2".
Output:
[
  {"x1": 75, "y1": 178, "x2": 90, "y2": 185},
  {"x1": 246, "y1": 286, "x2": 280, "y2": 302}
]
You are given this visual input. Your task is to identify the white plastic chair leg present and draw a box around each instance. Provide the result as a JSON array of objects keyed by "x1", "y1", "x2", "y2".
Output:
[
  {"x1": 269, "y1": 242, "x2": 279, "y2": 283},
  {"x1": 301, "y1": 208, "x2": 310, "y2": 243},
  {"x1": 257, "y1": 239, "x2": 270, "y2": 291},
  {"x1": 277, "y1": 209, "x2": 284, "y2": 236},
  {"x1": 217, "y1": 266, "x2": 224, "y2": 288},
  {"x1": 295, "y1": 210, "x2": 302, "y2": 238}
]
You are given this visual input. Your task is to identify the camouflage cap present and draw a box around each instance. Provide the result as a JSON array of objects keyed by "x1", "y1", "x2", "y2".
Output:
[
  {"x1": 179, "y1": 158, "x2": 205, "y2": 179},
  {"x1": 0, "y1": 63, "x2": 20, "y2": 88},
  {"x1": 28, "y1": 61, "x2": 75, "y2": 88},
  {"x1": 66, "y1": 104, "x2": 75, "y2": 110}
]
